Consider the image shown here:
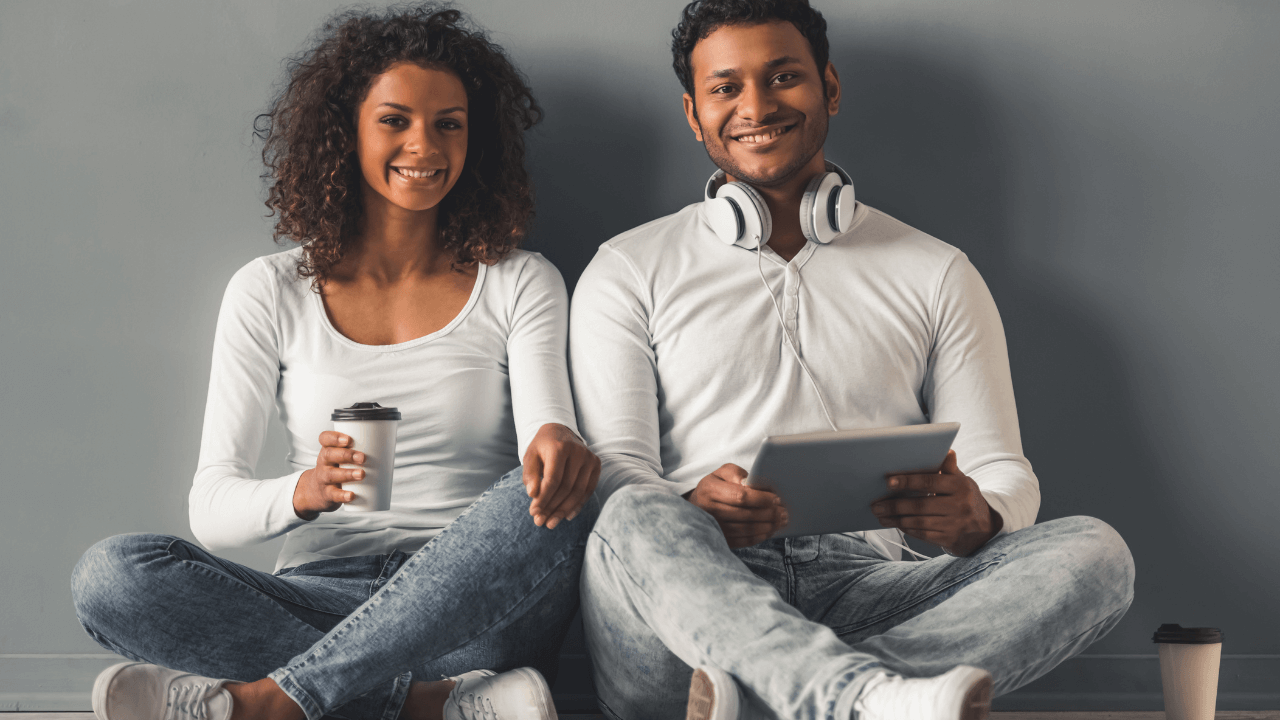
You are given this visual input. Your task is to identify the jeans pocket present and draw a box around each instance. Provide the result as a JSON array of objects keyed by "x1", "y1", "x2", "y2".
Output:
[{"x1": 785, "y1": 535, "x2": 823, "y2": 564}]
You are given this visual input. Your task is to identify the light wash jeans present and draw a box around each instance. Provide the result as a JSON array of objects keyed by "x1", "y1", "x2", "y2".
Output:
[
  {"x1": 71, "y1": 468, "x2": 599, "y2": 720},
  {"x1": 582, "y1": 486, "x2": 1134, "y2": 720}
]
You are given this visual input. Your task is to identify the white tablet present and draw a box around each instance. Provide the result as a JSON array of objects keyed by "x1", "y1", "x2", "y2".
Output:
[{"x1": 744, "y1": 422, "x2": 960, "y2": 538}]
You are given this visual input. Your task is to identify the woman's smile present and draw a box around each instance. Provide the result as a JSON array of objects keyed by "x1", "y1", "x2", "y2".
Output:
[{"x1": 391, "y1": 166, "x2": 446, "y2": 181}]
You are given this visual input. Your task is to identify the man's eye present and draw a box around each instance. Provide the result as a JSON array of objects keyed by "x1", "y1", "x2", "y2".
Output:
[
  {"x1": 710, "y1": 85, "x2": 736, "y2": 95},
  {"x1": 772, "y1": 73, "x2": 798, "y2": 84}
]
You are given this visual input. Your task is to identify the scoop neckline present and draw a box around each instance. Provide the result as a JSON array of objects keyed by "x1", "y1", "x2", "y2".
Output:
[{"x1": 311, "y1": 262, "x2": 488, "y2": 352}]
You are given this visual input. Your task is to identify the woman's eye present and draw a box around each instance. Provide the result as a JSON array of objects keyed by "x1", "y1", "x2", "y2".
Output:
[
  {"x1": 379, "y1": 115, "x2": 406, "y2": 127},
  {"x1": 439, "y1": 119, "x2": 463, "y2": 130}
]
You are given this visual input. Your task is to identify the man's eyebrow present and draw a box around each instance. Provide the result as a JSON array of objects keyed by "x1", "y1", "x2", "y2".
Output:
[
  {"x1": 766, "y1": 55, "x2": 804, "y2": 69},
  {"x1": 703, "y1": 55, "x2": 806, "y2": 82}
]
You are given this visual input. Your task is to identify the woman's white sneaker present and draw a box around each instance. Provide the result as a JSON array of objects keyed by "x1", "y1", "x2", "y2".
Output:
[
  {"x1": 443, "y1": 667, "x2": 557, "y2": 720},
  {"x1": 91, "y1": 662, "x2": 232, "y2": 720},
  {"x1": 852, "y1": 665, "x2": 992, "y2": 720}
]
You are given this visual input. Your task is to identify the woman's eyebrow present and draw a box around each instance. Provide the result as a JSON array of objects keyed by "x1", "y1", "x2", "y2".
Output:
[
  {"x1": 377, "y1": 102, "x2": 414, "y2": 112},
  {"x1": 435, "y1": 106, "x2": 467, "y2": 115}
]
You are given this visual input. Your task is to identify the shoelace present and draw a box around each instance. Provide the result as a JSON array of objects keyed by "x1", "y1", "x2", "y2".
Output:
[
  {"x1": 453, "y1": 690, "x2": 500, "y2": 720},
  {"x1": 165, "y1": 681, "x2": 216, "y2": 720}
]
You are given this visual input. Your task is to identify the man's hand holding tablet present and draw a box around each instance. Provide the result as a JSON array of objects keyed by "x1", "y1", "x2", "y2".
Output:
[
  {"x1": 683, "y1": 464, "x2": 788, "y2": 549},
  {"x1": 872, "y1": 450, "x2": 1004, "y2": 557}
]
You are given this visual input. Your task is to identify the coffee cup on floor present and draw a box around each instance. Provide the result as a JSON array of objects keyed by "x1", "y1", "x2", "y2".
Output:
[
  {"x1": 1153, "y1": 623, "x2": 1223, "y2": 720},
  {"x1": 331, "y1": 402, "x2": 401, "y2": 512}
]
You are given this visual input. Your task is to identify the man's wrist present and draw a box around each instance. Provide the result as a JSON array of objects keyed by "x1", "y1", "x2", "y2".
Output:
[{"x1": 987, "y1": 506, "x2": 1004, "y2": 538}]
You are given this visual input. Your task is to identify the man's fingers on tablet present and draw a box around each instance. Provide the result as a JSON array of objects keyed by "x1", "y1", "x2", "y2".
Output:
[
  {"x1": 711, "y1": 463, "x2": 749, "y2": 484},
  {"x1": 704, "y1": 501, "x2": 777, "y2": 523},
  {"x1": 902, "y1": 527, "x2": 948, "y2": 544},
  {"x1": 872, "y1": 496, "x2": 950, "y2": 518},
  {"x1": 709, "y1": 482, "x2": 778, "y2": 509},
  {"x1": 893, "y1": 515, "x2": 947, "y2": 531}
]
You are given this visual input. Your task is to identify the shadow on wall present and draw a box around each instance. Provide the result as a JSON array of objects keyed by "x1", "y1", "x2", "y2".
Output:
[
  {"x1": 828, "y1": 38, "x2": 1166, "y2": 649},
  {"x1": 523, "y1": 81, "x2": 670, "y2": 293}
]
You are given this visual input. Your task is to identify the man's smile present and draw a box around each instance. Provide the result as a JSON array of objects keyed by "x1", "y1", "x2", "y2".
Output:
[{"x1": 728, "y1": 122, "x2": 797, "y2": 147}]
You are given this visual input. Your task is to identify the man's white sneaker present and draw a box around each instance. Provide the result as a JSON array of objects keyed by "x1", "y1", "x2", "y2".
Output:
[
  {"x1": 853, "y1": 665, "x2": 992, "y2": 720},
  {"x1": 686, "y1": 666, "x2": 741, "y2": 720},
  {"x1": 443, "y1": 667, "x2": 557, "y2": 720},
  {"x1": 91, "y1": 662, "x2": 233, "y2": 720},
  {"x1": 686, "y1": 666, "x2": 774, "y2": 720}
]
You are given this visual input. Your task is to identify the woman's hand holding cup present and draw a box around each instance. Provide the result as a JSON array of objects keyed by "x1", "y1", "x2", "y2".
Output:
[
  {"x1": 523, "y1": 423, "x2": 600, "y2": 530},
  {"x1": 293, "y1": 431, "x2": 366, "y2": 520}
]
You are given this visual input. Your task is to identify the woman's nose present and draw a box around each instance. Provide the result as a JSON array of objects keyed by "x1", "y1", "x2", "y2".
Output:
[{"x1": 403, "y1": 122, "x2": 436, "y2": 156}]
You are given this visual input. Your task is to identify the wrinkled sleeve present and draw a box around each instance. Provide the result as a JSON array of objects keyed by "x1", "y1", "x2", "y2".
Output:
[
  {"x1": 569, "y1": 246, "x2": 674, "y2": 502},
  {"x1": 924, "y1": 251, "x2": 1040, "y2": 535},
  {"x1": 506, "y1": 254, "x2": 580, "y2": 458},
  {"x1": 189, "y1": 260, "x2": 306, "y2": 550}
]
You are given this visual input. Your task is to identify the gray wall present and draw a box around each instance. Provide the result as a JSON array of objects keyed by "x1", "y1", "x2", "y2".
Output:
[{"x1": 2, "y1": 0, "x2": 1276, "y2": 710}]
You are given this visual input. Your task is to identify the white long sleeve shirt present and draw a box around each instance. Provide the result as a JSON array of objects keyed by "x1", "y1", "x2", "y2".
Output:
[
  {"x1": 191, "y1": 247, "x2": 577, "y2": 571},
  {"x1": 569, "y1": 201, "x2": 1039, "y2": 559}
]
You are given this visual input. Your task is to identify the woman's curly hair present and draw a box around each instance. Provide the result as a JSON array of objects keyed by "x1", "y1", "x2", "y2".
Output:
[{"x1": 254, "y1": 4, "x2": 542, "y2": 285}]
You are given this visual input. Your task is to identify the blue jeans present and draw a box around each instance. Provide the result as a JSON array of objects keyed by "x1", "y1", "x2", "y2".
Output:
[
  {"x1": 71, "y1": 468, "x2": 599, "y2": 720},
  {"x1": 582, "y1": 486, "x2": 1134, "y2": 720}
]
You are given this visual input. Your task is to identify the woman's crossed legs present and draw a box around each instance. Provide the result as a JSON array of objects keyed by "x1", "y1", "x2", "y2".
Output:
[{"x1": 71, "y1": 468, "x2": 599, "y2": 720}]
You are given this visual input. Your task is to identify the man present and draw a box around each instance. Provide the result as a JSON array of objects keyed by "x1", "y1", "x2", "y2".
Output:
[{"x1": 568, "y1": 1, "x2": 1135, "y2": 719}]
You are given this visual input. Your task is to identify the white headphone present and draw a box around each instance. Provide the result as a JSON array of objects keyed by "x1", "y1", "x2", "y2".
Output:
[{"x1": 703, "y1": 161, "x2": 856, "y2": 249}]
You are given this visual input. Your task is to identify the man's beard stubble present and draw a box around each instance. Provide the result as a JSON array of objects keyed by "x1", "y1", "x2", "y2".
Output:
[{"x1": 699, "y1": 110, "x2": 829, "y2": 189}]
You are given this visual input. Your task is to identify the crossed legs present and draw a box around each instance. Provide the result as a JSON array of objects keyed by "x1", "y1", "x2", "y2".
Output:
[
  {"x1": 72, "y1": 468, "x2": 599, "y2": 720},
  {"x1": 582, "y1": 486, "x2": 1134, "y2": 720}
]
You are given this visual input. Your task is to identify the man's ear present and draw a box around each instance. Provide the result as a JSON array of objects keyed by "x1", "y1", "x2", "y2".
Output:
[
  {"x1": 824, "y1": 62, "x2": 841, "y2": 116},
  {"x1": 682, "y1": 93, "x2": 704, "y2": 142}
]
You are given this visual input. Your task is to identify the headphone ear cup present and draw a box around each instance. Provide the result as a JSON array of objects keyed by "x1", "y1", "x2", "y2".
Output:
[
  {"x1": 705, "y1": 196, "x2": 745, "y2": 246},
  {"x1": 799, "y1": 172, "x2": 830, "y2": 244},
  {"x1": 717, "y1": 182, "x2": 770, "y2": 249},
  {"x1": 832, "y1": 184, "x2": 856, "y2": 235},
  {"x1": 803, "y1": 172, "x2": 846, "y2": 244}
]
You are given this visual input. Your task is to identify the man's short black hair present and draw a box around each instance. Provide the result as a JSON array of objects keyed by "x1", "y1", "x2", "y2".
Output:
[{"x1": 671, "y1": 0, "x2": 830, "y2": 98}]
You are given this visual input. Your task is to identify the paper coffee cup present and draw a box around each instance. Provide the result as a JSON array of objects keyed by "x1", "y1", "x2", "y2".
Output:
[
  {"x1": 1153, "y1": 624, "x2": 1223, "y2": 720},
  {"x1": 331, "y1": 402, "x2": 401, "y2": 512}
]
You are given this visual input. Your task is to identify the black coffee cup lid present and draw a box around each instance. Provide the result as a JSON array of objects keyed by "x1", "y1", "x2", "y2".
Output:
[
  {"x1": 1152, "y1": 624, "x2": 1223, "y2": 644},
  {"x1": 331, "y1": 402, "x2": 401, "y2": 421}
]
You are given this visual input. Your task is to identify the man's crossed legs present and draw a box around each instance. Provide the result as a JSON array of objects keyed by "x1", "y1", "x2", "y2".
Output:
[{"x1": 582, "y1": 486, "x2": 1134, "y2": 720}]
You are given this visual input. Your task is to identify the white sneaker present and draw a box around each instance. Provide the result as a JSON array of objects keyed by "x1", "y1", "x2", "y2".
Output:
[
  {"x1": 91, "y1": 662, "x2": 233, "y2": 720},
  {"x1": 443, "y1": 667, "x2": 557, "y2": 720},
  {"x1": 853, "y1": 666, "x2": 992, "y2": 720},
  {"x1": 686, "y1": 666, "x2": 740, "y2": 720}
]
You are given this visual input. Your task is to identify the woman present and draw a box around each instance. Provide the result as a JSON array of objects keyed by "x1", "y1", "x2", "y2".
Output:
[{"x1": 70, "y1": 6, "x2": 599, "y2": 720}]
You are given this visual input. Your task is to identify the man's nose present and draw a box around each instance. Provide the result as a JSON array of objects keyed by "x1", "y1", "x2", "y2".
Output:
[{"x1": 737, "y1": 82, "x2": 778, "y2": 123}]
